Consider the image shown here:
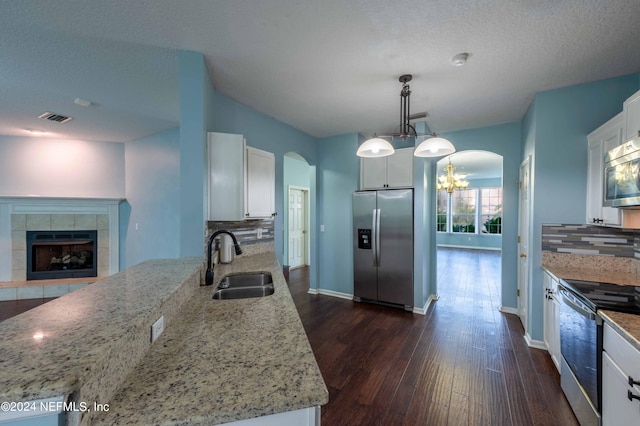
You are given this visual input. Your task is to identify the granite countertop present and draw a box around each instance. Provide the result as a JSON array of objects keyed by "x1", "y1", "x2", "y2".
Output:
[
  {"x1": 542, "y1": 251, "x2": 640, "y2": 356},
  {"x1": 599, "y1": 310, "x2": 640, "y2": 352},
  {"x1": 0, "y1": 257, "x2": 203, "y2": 423},
  {"x1": 94, "y1": 251, "x2": 328, "y2": 425}
]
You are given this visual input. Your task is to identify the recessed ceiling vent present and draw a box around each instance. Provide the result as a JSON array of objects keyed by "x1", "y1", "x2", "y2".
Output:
[{"x1": 37, "y1": 112, "x2": 73, "y2": 124}]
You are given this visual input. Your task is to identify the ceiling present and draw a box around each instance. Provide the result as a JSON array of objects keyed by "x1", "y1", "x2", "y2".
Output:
[
  {"x1": 437, "y1": 151, "x2": 502, "y2": 180},
  {"x1": 2, "y1": 0, "x2": 640, "y2": 143}
]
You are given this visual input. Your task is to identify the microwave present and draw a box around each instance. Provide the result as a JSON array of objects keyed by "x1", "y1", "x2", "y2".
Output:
[{"x1": 604, "y1": 138, "x2": 640, "y2": 207}]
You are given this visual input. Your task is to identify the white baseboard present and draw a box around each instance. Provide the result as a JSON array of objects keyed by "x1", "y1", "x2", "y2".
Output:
[
  {"x1": 306, "y1": 288, "x2": 319, "y2": 295},
  {"x1": 413, "y1": 294, "x2": 438, "y2": 315},
  {"x1": 524, "y1": 333, "x2": 547, "y2": 350},
  {"x1": 499, "y1": 306, "x2": 518, "y2": 315},
  {"x1": 437, "y1": 244, "x2": 502, "y2": 251},
  {"x1": 315, "y1": 288, "x2": 353, "y2": 301}
]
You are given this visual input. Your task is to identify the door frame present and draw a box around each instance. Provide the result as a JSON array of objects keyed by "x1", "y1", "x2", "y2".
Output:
[
  {"x1": 287, "y1": 185, "x2": 310, "y2": 268},
  {"x1": 517, "y1": 155, "x2": 532, "y2": 333}
]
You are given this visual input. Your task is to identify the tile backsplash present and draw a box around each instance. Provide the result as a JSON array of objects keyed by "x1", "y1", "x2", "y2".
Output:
[
  {"x1": 542, "y1": 224, "x2": 638, "y2": 258},
  {"x1": 206, "y1": 219, "x2": 274, "y2": 247}
]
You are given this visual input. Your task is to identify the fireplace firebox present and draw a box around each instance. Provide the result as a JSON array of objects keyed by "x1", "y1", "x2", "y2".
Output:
[{"x1": 26, "y1": 230, "x2": 98, "y2": 280}]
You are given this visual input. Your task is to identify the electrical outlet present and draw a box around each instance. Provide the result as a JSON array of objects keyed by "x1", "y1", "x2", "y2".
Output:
[
  {"x1": 320, "y1": 224, "x2": 325, "y2": 232},
  {"x1": 257, "y1": 228, "x2": 263, "y2": 239},
  {"x1": 151, "y1": 316, "x2": 164, "y2": 343}
]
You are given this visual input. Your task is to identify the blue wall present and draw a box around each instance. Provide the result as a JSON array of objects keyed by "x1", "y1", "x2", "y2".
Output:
[
  {"x1": 178, "y1": 50, "x2": 210, "y2": 257},
  {"x1": 525, "y1": 73, "x2": 639, "y2": 342},
  {"x1": 121, "y1": 128, "x2": 180, "y2": 269},
  {"x1": 316, "y1": 133, "x2": 359, "y2": 294}
]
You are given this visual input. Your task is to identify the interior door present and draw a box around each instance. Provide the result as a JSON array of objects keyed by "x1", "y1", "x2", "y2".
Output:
[
  {"x1": 288, "y1": 187, "x2": 305, "y2": 269},
  {"x1": 517, "y1": 156, "x2": 531, "y2": 332}
]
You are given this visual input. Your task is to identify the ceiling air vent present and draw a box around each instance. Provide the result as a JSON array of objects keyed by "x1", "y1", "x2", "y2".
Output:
[{"x1": 37, "y1": 112, "x2": 73, "y2": 124}]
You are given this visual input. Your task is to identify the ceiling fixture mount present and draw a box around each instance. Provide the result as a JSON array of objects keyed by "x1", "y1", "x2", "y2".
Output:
[
  {"x1": 356, "y1": 75, "x2": 455, "y2": 158},
  {"x1": 451, "y1": 52, "x2": 469, "y2": 67},
  {"x1": 437, "y1": 157, "x2": 469, "y2": 193},
  {"x1": 74, "y1": 98, "x2": 92, "y2": 107}
]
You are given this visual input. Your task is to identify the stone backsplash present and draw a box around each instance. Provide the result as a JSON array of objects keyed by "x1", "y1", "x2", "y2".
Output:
[
  {"x1": 542, "y1": 224, "x2": 638, "y2": 258},
  {"x1": 206, "y1": 219, "x2": 274, "y2": 246}
]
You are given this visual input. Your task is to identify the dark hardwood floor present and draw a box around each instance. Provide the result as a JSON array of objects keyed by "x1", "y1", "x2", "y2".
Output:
[
  {"x1": 0, "y1": 297, "x2": 56, "y2": 322},
  {"x1": 290, "y1": 248, "x2": 578, "y2": 425}
]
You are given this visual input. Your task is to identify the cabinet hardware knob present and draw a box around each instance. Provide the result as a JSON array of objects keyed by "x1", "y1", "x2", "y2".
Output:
[
  {"x1": 520, "y1": 253, "x2": 527, "y2": 258},
  {"x1": 629, "y1": 376, "x2": 640, "y2": 387},
  {"x1": 628, "y1": 390, "x2": 640, "y2": 402}
]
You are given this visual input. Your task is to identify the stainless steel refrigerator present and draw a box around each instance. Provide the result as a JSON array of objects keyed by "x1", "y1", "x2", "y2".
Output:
[{"x1": 353, "y1": 188, "x2": 414, "y2": 311}]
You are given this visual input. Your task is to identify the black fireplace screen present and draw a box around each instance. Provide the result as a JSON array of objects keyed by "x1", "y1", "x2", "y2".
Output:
[{"x1": 26, "y1": 230, "x2": 98, "y2": 280}]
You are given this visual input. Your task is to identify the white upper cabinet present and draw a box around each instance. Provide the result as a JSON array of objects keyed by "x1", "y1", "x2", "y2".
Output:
[
  {"x1": 207, "y1": 132, "x2": 275, "y2": 221},
  {"x1": 245, "y1": 146, "x2": 275, "y2": 219},
  {"x1": 586, "y1": 113, "x2": 622, "y2": 227},
  {"x1": 623, "y1": 89, "x2": 640, "y2": 142},
  {"x1": 208, "y1": 132, "x2": 245, "y2": 221},
  {"x1": 360, "y1": 147, "x2": 413, "y2": 190}
]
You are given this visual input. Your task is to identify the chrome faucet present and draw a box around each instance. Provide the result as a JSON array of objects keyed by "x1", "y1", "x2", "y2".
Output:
[{"x1": 205, "y1": 230, "x2": 242, "y2": 286}]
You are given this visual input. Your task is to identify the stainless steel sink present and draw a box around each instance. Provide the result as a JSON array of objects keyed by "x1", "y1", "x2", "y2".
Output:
[
  {"x1": 218, "y1": 273, "x2": 273, "y2": 288},
  {"x1": 212, "y1": 273, "x2": 274, "y2": 300}
]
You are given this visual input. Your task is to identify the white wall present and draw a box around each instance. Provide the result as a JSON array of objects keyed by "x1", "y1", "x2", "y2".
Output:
[{"x1": 0, "y1": 135, "x2": 125, "y2": 198}]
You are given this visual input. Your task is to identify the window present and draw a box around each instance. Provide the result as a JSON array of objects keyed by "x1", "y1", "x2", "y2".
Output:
[
  {"x1": 481, "y1": 188, "x2": 502, "y2": 234},
  {"x1": 436, "y1": 191, "x2": 448, "y2": 232},
  {"x1": 451, "y1": 189, "x2": 476, "y2": 233},
  {"x1": 437, "y1": 187, "x2": 502, "y2": 235}
]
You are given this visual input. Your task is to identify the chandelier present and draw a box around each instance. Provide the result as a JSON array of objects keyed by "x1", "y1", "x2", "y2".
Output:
[
  {"x1": 356, "y1": 74, "x2": 456, "y2": 158},
  {"x1": 437, "y1": 158, "x2": 469, "y2": 193}
]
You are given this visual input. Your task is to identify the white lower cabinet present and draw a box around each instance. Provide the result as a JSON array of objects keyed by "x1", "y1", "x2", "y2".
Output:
[
  {"x1": 223, "y1": 407, "x2": 320, "y2": 426},
  {"x1": 602, "y1": 323, "x2": 640, "y2": 425},
  {"x1": 543, "y1": 272, "x2": 561, "y2": 372}
]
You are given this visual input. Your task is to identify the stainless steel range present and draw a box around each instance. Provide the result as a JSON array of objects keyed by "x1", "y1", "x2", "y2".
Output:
[{"x1": 558, "y1": 278, "x2": 640, "y2": 426}]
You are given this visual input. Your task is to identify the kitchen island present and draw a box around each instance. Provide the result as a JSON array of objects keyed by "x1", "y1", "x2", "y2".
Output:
[{"x1": 0, "y1": 250, "x2": 327, "y2": 425}]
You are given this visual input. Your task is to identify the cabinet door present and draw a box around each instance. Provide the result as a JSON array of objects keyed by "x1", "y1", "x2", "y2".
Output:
[
  {"x1": 245, "y1": 147, "x2": 275, "y2": 218},
  {"x1": 543, "y1": 272, "x2": 561, "y2": 372},
  {"x1": 624, "y1": 89, "x2": 640, "y2": 142},
  {"x1": 361, "y1": 157, "x2": 387, "y2": 189},
  {"x1": 586, "y1": 139, "x2": 604, "y2": 225},
  {"x1": 586, "y1": 114, "x2": 622, "y2": 227},
  {"x1": 208, "y1": 132, "x2": 245, "y2": 221},
  {"x1": 602, "y1": 351, "x2": 640, "y2": 425},
  {"x1": 386, "y1": 148, "x2": 414, "y2": 188}
]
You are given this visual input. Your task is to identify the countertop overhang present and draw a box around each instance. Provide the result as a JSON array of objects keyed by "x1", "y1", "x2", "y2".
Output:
[{"x1": 0, "y1": 252, "x2": 328, "y2": 425}]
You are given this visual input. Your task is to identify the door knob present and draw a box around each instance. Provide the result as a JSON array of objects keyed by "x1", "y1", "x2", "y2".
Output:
[{"x1": 520, "y1": 253, "x2": 527, "y2": 258}]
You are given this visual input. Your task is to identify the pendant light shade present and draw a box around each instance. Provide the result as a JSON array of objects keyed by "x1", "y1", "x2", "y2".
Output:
[
  {"x1": 356, "y1": 137, "x2": 395, "y2": 158},
  {"x1": 356, "y1": 74, "x2": 456, "y2": 158},
  {"x1": 414, "y1": 136, "x2": 456, "y2": 158}
]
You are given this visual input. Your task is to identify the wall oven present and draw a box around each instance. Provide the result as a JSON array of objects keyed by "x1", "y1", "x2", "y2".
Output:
[{"x1": 604, "y1": 138, "x2": 640, "y2": 207}]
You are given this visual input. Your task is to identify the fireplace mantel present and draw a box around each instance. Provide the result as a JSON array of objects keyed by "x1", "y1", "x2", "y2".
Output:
[{"x1": 0, "y1": 196, "x2": 124, "y2": 282}]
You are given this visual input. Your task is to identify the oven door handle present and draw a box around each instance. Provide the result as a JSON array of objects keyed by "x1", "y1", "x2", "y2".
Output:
[{"x1": 559, "y1": 288, "x2": 596, "y2": 320}]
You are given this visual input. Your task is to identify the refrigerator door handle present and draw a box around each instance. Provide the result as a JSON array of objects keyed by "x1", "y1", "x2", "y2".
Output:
[
  {"x1": 372, "y1": 208, "x2": 377, "y2": 266},
  {"x1": 375, "y1": 208, "x2": 381, "y2": 266}
]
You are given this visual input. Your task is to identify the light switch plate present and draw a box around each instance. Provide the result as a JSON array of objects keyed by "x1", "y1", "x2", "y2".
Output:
[{"x1": 151, "y1": 316, "x2": 164, "y2": 343}]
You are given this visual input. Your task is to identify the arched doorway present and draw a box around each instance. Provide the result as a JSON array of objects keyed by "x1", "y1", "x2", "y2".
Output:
[
  {"x1": 283, "y1": 152, "x2": 312, "y2": 270},
  {"x1": 435, "y1": 150, "x2": 503, "y2": 302}
]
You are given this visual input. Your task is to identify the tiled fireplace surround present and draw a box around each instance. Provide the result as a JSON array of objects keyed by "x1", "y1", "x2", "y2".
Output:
[{"x1": 0, "y1": 197, "x2": 121, "y2": 300}]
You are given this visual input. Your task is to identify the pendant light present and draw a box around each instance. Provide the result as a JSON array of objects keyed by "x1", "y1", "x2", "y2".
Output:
[{"x1": 356, "y1": 74, "x2": 455, "y2": 158}]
